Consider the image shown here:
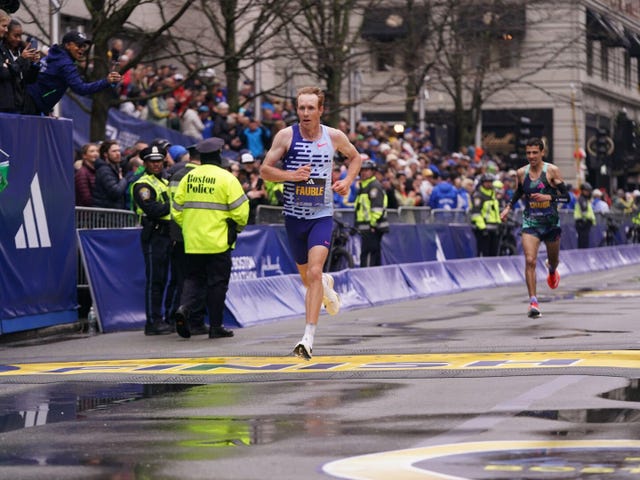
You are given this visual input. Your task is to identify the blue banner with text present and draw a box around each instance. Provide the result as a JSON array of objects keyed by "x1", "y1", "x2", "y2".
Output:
[{"x1": 0, "y1": 114, "x2": 77, "y2": 333}]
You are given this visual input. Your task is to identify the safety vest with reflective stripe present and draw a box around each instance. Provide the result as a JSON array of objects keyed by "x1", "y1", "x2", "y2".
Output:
[
  {"x1": 574, "y1": 197, "x2": 596, "y2": 224},
  {"x1": 354, "y1": 176, "x2": 389, "y2": 231},
  {"x1": 172, "y1": 163, "x2": 249, "y2": 254},
  {"x1": 471, "y1": 185, "x2": 500, "y2": 230},
  {"x1": 133, "y1": 172, "x2": 171, "y2": 221}
]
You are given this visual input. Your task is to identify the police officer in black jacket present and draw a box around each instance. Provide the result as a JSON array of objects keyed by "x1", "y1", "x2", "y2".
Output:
[{"x1": 133, "y1": 145, "x2": 173, "y2": 335}]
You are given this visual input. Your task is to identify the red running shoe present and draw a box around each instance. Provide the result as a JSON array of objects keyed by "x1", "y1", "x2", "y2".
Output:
[
  {"x1": 528, "y1": 301, "x2": 541, "y2": 318},
  {"x1": 545, "y1": 260, "x2": 560, "y2": 289}
]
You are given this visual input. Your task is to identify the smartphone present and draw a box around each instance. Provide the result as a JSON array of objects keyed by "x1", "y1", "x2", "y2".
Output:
[{"x1": 27, "y1": 36, "x2": 38, "y2": 50}]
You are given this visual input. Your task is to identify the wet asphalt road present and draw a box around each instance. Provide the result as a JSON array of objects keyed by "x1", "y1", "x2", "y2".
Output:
[{"x1": 1, "y1": 264, "x2": 640, "y2": 479}]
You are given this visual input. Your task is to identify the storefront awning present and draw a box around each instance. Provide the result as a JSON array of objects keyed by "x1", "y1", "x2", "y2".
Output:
[
  {"x1": 361, "y1": 8, "x2": 409, "y2": 42},
  {"x1": 587, "y1": 9, "x2": 630, "y2": 48}
]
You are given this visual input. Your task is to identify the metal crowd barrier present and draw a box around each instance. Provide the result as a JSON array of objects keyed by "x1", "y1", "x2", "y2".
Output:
[
  {"x1": 430, "y1": 208, "x2": 470, "y2": 225},
  {"x1": 397, "y1": 206, "x2": 431, "y2": 224},
  {"x1": 75, "y1": 206, "x2": 139, "y2": 229}
]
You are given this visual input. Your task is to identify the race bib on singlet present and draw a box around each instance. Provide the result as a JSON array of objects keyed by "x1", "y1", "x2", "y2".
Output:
[
  {"x1": 528, "y1": 198, "x2": 552, "y2": 216},
  {"x1": 293, "y1": 177, "x2": 326, "y2": 207}
]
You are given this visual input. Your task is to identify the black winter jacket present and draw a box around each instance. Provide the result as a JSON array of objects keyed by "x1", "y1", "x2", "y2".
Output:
[
  {"x1": 92, "y1": 158, "x2": 128, "y2": 209},
  {"x1": 0, "y1": 42, "x2": 39, "y2": 113}
]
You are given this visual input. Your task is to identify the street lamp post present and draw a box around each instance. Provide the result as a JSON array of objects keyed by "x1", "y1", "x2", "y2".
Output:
[{"x1": 419, "y1": 76, "x2": 429, "y2": 134}]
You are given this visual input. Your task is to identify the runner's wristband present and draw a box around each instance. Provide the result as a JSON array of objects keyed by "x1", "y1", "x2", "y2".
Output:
[{"x1": 508, "y1": 183, "x2": 523, "y2": 208}]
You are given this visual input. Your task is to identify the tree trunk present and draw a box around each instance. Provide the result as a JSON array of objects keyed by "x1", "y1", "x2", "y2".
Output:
[{"x1": 90, "y1": 90, "x2": 110, "y2": 141}]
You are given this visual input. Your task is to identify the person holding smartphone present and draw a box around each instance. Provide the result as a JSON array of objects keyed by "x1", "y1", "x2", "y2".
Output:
[
  {"x1": 23, "y1": 30, "x2": 121, "y2": 116},
  {"x1": 0, "y1": 18, "x2": 40, "y2": 113}
]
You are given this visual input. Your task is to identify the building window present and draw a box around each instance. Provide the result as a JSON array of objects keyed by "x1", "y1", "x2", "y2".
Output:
[
  {"x1": 373, "y1": 45, "x2": 395, "y2": 72},
  {"x1": 587, "y1": 38, "x2": 593, "y2": 76},
  {"x1": 625, "y1": 51, "x2": 632, "y2": 88},
  {"x1": 601, "y1": 45, "x2": 609, "y2": 81},
  {"x1": 497, "y1": 37, "x2": 521, "y2": 69}
]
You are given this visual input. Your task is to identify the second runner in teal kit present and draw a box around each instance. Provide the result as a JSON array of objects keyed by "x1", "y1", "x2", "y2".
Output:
[
  {"x1": 500, "y1": 138, "x2": 570, "y2": 318},
  {"x1": 260, "y1": 86, "x2": 361, "y2": 359}
]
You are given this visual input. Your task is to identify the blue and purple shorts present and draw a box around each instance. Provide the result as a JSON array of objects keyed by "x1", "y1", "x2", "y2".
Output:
[{"x1": 284, "y1": 215, "x2": 333, "y2": 265}]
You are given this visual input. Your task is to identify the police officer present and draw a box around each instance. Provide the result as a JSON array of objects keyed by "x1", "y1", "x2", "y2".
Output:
[
  {"x1": 574, "y1": 182, "x2": 596, "y2": 249},
  {"x1": 165, "y1": 145, "x2": 208, "y2": 335},
  {"x1": 354, "y1": 160, "x2": 389, "y2": 267},
  {"x1": 172, "y1": 137, "x2": 249, "y2": 339},
  {"x1": 133, "y1": 145, "x2": 173, "y2": 335},
  {"x1": 471, "y1": 174, "x2": 501, "y2": 257}
]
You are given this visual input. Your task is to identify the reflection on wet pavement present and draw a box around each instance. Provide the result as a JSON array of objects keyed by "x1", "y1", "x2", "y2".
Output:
[
  {"x1": 0, "y1": 383, "x2": 195, "y2": 433},
  {"x1": 0, "y1": 380, "x2": 400, "y2": 473}
]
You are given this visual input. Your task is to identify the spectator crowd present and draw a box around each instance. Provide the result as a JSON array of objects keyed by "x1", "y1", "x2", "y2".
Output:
[{"x1": 3, "y1": 18, "x2": 640, "y2": 245}]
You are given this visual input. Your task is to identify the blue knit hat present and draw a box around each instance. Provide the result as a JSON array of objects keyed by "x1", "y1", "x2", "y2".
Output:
[{"x1": 168, "y1": 145, "x2": 188, "y2": 162}]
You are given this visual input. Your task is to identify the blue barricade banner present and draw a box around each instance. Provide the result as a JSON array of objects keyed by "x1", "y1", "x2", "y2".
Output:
[
  {"x1": 76, "y1": 226, "x2": 640, "y2": 333},
  {"x1": 381, "y1": 224, "x2": 476, "y2": 265},
  {"x1": 400, "y1": 262, "x2": 459, "y2": 296},
  {"x1": 445, "y1": 258, "x2": 496, "y2": 290},
  {"x1": 78, "y1": 228, "x2": 146, "y2": 332},
  {"x1": 330, "y1": 270, "x2": 371, "y2": 311},
  {"x1": 226, "y1": 275, "x2": 306, "y2": 327},
  {"x1": 382, "y1": 225, "x2": 425, "y2": 264},
  {"x1": 478, "y1": 256, "x2": 524, "y2": 286},
  {"x1": 61, "y1": 96, "x2": 196, "y2": 151},
  {"x1": 349, "y1": 265, "x2": 415, "y2": 306},
  {"x1": 231, "y1": 225, "x2": 297, "y2": 279},
  {"x1": 557, "y1": 250, "x2": 591, "y2": 274},
  {"x1": 0, "y1": 114, "x2": 77, "y2": 333}
]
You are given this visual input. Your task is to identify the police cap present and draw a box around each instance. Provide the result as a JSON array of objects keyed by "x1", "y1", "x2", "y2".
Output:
[
  {"x1": 480, "y1": 173, "x2": 495, "y2": 183},
  {"x1": 581, "y1": 182, "x2": 593, "y2": 191},
  {"x1": 196, "y1": 137, "x2": 225, "y2": 154},
  {"x1": 151, "y1": 138, "x2": 171, "y2": 150},
  {"x1": 360, "y1": 160, "x2": 377, "y2": 171},
  {"x1": 140, "y1": 145, "x2": 166, "y2": 162}
]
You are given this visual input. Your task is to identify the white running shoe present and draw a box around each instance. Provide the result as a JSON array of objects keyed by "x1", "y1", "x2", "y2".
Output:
[
  {"x1": 322, "y1": 273, "x2": 341, "y2": 315},
  {"x1": 293, "y1": 339, "x2": 312, "y2": 360}
]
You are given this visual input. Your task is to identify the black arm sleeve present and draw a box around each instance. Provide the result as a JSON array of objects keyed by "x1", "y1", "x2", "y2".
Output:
[
  {"x1": 551, "y1": 182, "x2": 571, "y2": 204},
  {"x1": 509, "y1": 182, "x2": 524, "y2": 208}
]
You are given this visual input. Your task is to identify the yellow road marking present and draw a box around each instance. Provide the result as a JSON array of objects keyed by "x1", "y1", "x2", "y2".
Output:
[{"x1": 1, "y1": 350, "x2": 639, "y2": 376}]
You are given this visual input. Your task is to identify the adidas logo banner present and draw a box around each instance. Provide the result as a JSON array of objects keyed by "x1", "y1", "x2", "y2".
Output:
[{"x1": 0, "y1": 114, "x2": 77, "y2": 329}]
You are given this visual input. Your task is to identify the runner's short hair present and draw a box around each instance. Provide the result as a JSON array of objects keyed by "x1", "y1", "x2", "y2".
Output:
[{"x1": 296, "y1": 86, "x2": 325, "y2": 108}]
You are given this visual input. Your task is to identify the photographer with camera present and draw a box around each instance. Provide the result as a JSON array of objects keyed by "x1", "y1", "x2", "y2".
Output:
[
  {"x1": 23, "y1": 30, "x2": 120, "y2": 116},
  {"x1": 1, "y1": 15, "x2": 39, "y2": 113}
]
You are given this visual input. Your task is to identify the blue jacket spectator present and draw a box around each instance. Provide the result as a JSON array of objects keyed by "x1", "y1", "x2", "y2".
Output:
[
  {"x1": 429, "y1": 173, "x2": 459, "y2": 210},
  {"x1": 240, "y1": 117, "x2": 271, "y2": 159},
  {"x1": 24, "y1": 30, "x2": 120, "y2": 116}
]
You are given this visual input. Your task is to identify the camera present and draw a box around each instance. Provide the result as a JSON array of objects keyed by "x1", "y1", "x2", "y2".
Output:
[{"x1": 27, "y1": 36, "x2": 38, "y2": 50}]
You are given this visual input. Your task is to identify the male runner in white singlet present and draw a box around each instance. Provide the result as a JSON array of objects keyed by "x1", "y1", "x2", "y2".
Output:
[{"x1": 260, "y1": 86, "x2": 361, "y2": 359}]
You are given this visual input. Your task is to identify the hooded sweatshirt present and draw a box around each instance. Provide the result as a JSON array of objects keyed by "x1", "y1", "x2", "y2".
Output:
[{"x1": 26, "y1": 44, "x2": 110, "y2": 114}]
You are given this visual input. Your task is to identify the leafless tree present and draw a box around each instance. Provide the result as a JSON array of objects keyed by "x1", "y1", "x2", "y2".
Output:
[
  {"x1": 279, "y1": 0, "x2": 380, "y2": 127},
  {"x1": 166, "y1": 0, "x2": 290, "y2": 113}
]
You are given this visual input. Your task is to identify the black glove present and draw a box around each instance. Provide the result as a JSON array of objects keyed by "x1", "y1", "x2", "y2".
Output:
[
  {"x1": 226, "y1": 218, "x2": 238, "y2": 247},
  {"x1": 161, "y1": 191, "x2": 170, "y2": 203}
]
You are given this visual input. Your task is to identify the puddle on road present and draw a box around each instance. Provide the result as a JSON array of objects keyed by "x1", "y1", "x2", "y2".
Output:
[
  {"x1": 0, "y1": 380, "x2": 400, "y2": 470},
  {"x1": 0, "y1": 383, "x2": 196, "y2": 433}
]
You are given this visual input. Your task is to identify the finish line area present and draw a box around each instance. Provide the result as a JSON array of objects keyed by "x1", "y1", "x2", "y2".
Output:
[{"x1": 2, "y1": 350, "x2": 640, "y2": 379}]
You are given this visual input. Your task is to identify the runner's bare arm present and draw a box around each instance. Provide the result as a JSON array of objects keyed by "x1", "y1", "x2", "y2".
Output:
[
  {"x1": 259, "y1": 128, "x2": 311, "y2": 183},
  {"x1": 547, "y1": 164, "x2": 570, "y2": 203},
  {"x1": 329, "y1": 128, "x2": 361, "y2": 197},
  {"x1": 500, "y1": 167, "x2": 524, "y2": 221}
]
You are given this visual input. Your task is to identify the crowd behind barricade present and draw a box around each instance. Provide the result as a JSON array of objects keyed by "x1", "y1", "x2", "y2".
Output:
[{"x1": 2, "y1": 17, "x2": 639, "y2": 252}]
